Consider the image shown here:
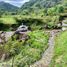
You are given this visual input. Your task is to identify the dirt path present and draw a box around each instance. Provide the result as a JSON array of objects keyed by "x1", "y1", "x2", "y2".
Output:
[{"x1": 30, "y1": 30, "x2": 60, "y2": 67}]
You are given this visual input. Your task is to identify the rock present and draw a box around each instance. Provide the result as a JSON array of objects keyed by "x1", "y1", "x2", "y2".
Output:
[{"x1": 1, "y1": 54, "x2": 6, "y2": 62}]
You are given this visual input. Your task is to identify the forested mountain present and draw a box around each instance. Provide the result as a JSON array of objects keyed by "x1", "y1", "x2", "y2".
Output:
[
  {"x1": 0, "y1": 1, "x2": 18, "y2": 15},
  {"x1": 21, "y1": 0, "x2": 62, "y2": 10},
  {"x1": 19, "y1": 0, "x2": 65, "y2": 15}
]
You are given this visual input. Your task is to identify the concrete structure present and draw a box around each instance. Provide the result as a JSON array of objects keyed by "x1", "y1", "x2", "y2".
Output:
[
  {"x1": 62, "y1": 20, "x2": 67, "y2": 31},
  {"x1": 15, "y1": 23, "x2": 29, "y2": 40},
  {"x1": 15, "y1": 23, "x2": 28, "y2": 34}
]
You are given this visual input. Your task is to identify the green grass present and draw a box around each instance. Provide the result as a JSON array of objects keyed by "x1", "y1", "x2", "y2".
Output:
[
  {"x1": 0, "y1": 17, "x2": 16, "y2": 24},
  {"x1": 50, "y1": 31, "x2": 67, "y2": 67},
  {"x1": 0, "y1": 16, "x2": 17, "y2": 31}
]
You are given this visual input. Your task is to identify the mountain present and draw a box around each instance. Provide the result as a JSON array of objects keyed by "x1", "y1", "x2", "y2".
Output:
[
  {"x1": 0, "y1": 1, "x2": 18, "y2": 12},
  {"x1": 19, "y1": 0, "x2": 63, "y2": 15},
  {"x1": 21, "y1": 0, "x2": 62, "y2": 10}
]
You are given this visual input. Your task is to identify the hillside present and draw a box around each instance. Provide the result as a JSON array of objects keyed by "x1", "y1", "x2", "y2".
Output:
[
  {"x1": 18, "y1": 0, "x2": 64, "y2": 15},
  {"x1": 21, "y1": 0, "x2": 62, "y2": 9},
  {"x1": 0, "y1": 1, "x2": 18, "y2": 15},
  {"x1": 18, "y1": 0, "x2": 67, "y2": 16}
]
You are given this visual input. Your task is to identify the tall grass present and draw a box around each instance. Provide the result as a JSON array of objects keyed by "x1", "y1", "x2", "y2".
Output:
[{"x1": 50, "y1": 31, "x2": 67, "y2": 67}]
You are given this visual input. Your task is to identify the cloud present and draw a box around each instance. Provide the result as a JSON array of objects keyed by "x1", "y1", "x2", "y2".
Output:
[{"x1": 0, "y1": 0, "x2": 29, "y2": 7}]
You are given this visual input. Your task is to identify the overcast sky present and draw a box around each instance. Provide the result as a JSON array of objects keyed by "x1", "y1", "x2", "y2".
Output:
[{"x1": 0, "y1": 0, "x2": 30, "y2": 7}]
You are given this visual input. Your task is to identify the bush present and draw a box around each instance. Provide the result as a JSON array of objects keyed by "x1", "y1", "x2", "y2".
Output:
[{"x1": 47, "y1": 5, "x2": 64, "y2": 16}]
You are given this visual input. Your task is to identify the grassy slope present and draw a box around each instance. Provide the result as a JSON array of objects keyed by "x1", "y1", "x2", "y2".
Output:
[
  {"x1": 50, "y1": 31, "x2": 67, "y2": 67},
  {"x1": 0, "y1": 16, "x2": 16, "y2": 24}
]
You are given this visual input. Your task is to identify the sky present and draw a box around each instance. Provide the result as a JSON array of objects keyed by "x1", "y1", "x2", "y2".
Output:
[{"x1": 0, "y1": 0, "x2": 30, "y2": 7}]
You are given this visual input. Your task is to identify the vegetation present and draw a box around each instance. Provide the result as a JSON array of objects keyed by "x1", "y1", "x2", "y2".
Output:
[
  {"x1": 50, "y1": 31, "x2": 67, "y2": 67},
  {"x1": 18, "y1": 0, "x2": 66, "y2": 16},
  {"x1": 0, "y1": 15, "x2": 61, "y2": 31},
  {"x1": 0, "y1": 0, "x2": 66, "y2": 31},
  {"x1": 0, "y1": 17, "x2": 16, "y2": 24},
  {"x1": 0, "y1": 0, "x2": 67, "y2": 67},
  {"x1": 0, "y1": 16, "x2": 17, "y2": 31},
  {"x1": 0, "y1": 30, "x2": 49, "y2": 67},
  {"x1": 0, "y1": 1, "x2": 18, "y2": 16},
  {"x1": 20, "y1": 0, "x2": 62, "y2": 10}
]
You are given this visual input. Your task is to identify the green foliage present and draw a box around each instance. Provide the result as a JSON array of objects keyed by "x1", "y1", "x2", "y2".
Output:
[
  {"x1": 0, "y1": 16, "x2": 17, "y2": 31},
  {"x1": 4, "y1": 40, "x2": 24, "y2": 56},
  {"x1": 15, "y1": 15, "x2": 61, "y2": 30},
  {"x1": 27, "y1": 31, "x2": 49, "y2": 51},
  {"x1": 47, "y1": 5, "x2": 64, "y2": 15},
  {"x1": 0, "y1": 1, "x2": 18, "y2": 15},
  {"x1": 0, "y1": 30, "x2": 49, "y2": 67},
  {"x1": 50, "y1": 31, "x2": 67, "y2": 67},
  {"x1": 21, "y1": 0, "x2": 62, "y2": 10},
  {"x1": 0, "y1": 17, "x2": 16, "y2": 24},
  {"x1": 0, "y1": 15, "x2": 61, "y2": 31},
  {"x1": 19, "y1": 0, "x2": 65, "y2": 16},
  {"x1": 15, "y1": 46, "x2": 41, "y2": 67},
  {"x1": 14, "y1": 31, "x2": 49, "y2": 67},
  {"x1": 47, "y1": 7, "x2": 57, "y2": 15},
  {"x1": 43, "y1": 16, "x2": 60, "y2": 29}
]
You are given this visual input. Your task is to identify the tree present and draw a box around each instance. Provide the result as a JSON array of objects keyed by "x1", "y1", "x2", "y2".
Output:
[
  {"x1": 56, "y1": 5, "x2": 64, "y2": 13},
  {"x1": 47, "y1": 5, "x2": 64, "y2": 15},
  {"x1": 47, "y1": 7, "x2": 56, "y2": 15}
]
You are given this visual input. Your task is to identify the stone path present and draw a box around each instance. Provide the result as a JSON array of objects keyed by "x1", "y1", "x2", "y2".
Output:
[
  {"x1": 5, "y1": 32, "x2": 14, "y2": 41},
  {"x1": 0, "y1": 31, "x2": 14, "y2": 43},
  {"x1": 30, "y1": 30, "x2": 60, "y2": 67}
]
